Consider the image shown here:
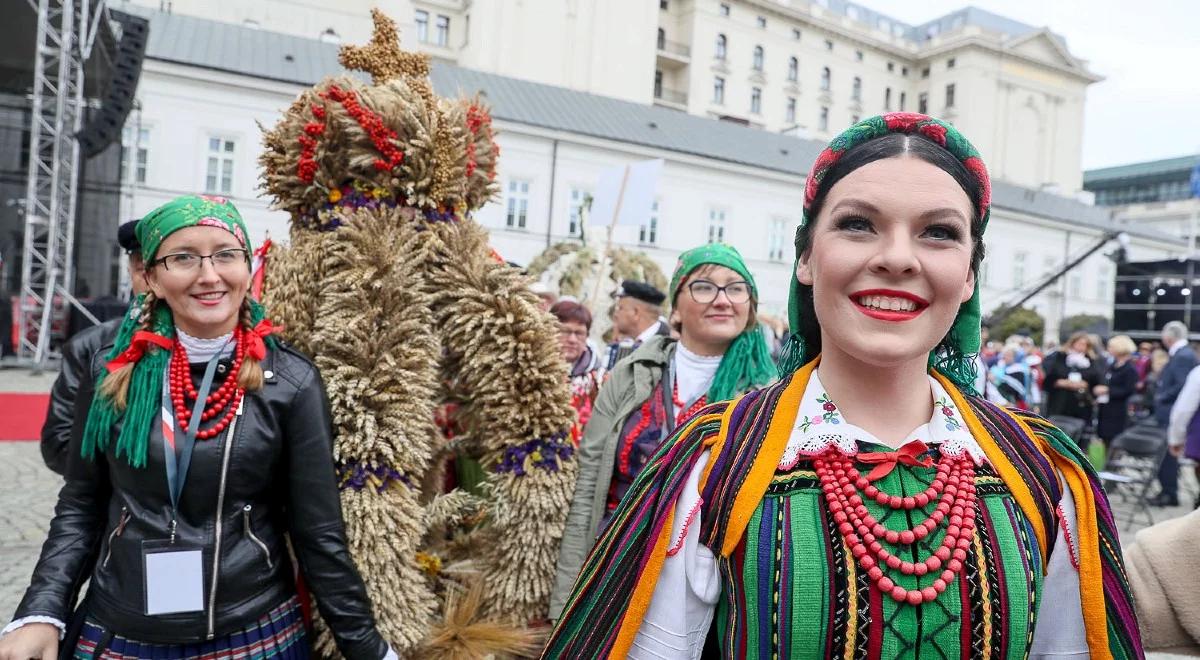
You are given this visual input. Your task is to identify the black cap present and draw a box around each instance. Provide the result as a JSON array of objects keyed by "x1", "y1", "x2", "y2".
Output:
[
  {"x1": 614, "y1": 280, "x2": 666, "y2": 306},
  {"x1": 117, "y1": 220, "x2": 140, "y2": 254}
]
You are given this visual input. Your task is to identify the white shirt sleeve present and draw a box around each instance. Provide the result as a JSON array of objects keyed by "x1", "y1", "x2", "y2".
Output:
[
  {"x1": 1, "y1": 616, "x2": 66, "y2": 640},
  {"x1": 1168, "y1": 366, "x2": 1200, "y2": 447},
  {"x1": 631, "y1": 451, "x2": 721, "y2": 659},
  {"x1": 1028, "y1": 472, "x2": 1090, "y2": 658}
]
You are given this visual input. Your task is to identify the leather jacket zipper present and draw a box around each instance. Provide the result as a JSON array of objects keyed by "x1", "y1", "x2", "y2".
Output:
[
  {"x1": 207, "y1": 396, "x2": 243, "y2": 639},
  {"x1": 242, "y1": 504, "x2": 273, "y2": 570},
  {"x1": 102, "y1": 506, "x2": 131, "y2": 568}
]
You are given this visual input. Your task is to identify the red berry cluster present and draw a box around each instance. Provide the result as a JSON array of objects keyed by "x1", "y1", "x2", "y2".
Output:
[
  {"x1": 322, "y1": 85, "x2": 404, "y2": 173},
  {"x1": 465, "y1": 104, "x2": 498, "y2": 181},
  {"x1": 296, "y1": 103, "x2": 328, "y2": 184},
  {"x1": 815, "y1": 450, "x2": 978, "y2": 606}
]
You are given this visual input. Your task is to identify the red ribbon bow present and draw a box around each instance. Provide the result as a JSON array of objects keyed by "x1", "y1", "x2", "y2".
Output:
[
  {"x1": 245, "y1": 320, "x2": 283, "y2": 361},
  {"x1": 857, "y1": 441, "x2": 933, "y2": 482},
  {"x1": 105, "y1": 331, "x2": 175, "y2": 373}
]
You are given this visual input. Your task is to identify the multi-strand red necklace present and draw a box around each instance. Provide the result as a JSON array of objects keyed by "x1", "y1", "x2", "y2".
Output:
[
  {"x1": 617, "y1": 380, "x2": 708, "y2": 475},
  {"x1": 169, "y1": 327, "x2": 245, "y2": 440},
  {"x1": 814, "y1": 447, "x2": 978, "y2": 606}
]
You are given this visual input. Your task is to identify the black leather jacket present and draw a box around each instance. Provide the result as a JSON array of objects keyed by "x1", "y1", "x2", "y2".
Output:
[
  {"x1": 41, "y1": 319, "x2": 122, "y2": 475},
  {"x1": 15, "y1": 340, "x2": 388, "y2": 660}
]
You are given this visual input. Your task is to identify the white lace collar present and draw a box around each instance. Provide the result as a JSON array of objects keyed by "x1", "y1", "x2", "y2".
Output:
[
  {"x1": 176, "y1": 328, "x2": 235, "y2": 363},
  {"x1": 778, "y1": 370, "x2": 987, "y2": 470}
]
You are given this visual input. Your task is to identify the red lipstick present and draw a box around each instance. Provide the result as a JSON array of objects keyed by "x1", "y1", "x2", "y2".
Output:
[{"x1": 850, "y1": 289, "x2": 928, "y2": 323}]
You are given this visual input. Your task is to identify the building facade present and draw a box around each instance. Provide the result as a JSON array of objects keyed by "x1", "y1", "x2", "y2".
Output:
[
  {"x1": 115, "y1": 8, "x2": 1180, "y2": 342},
  {"x1": 117, "y1": 0, "x2": 1100, "y2": 196},
  {"x1": 1085, "y1": 155, "x2": 1200, "y2": 252}
]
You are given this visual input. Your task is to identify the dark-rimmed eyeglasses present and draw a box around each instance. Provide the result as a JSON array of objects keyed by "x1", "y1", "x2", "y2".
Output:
[
  {"x1": 152, "y1": 248, "x2": 249, "y2": 272},
  {"x1": 686, "y1": 279, "x2": 751, "y2": 304}
]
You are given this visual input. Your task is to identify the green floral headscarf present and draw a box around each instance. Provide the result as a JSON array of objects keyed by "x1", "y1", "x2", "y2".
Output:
[
  {"x1": 670, "y1": 243, "x2": 779, "y2": 402},
  {"x1": 82, "y1": 194, "x2": 270, "y2": 467},
  {"x1": 778, "y1": 113, "x2": 992, "y2": 391}
]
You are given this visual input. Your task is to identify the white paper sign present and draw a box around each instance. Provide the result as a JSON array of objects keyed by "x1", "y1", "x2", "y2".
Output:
[
  {"x1": 589, "y1": 159, "x2": 665, "y2": 228},
  {"x1": 145, "y1": 549, "x2": 205, "y2": 615}
]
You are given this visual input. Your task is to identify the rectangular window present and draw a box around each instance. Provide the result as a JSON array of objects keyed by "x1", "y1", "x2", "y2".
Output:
[
  {"x1": 719, "y1": 3, "x2": 730, "y2": 16},
  {"x1": 568, "y1": 187, "x2": 590, "y2": 237},
  {"x1": 506, "y1": 179, "x2": 530, "y2": 229},
  {"x1": 855, "y1": 50, "x2": 863, "y2": 62},
  {"x1": 1069, "y1": 272, "x2": 1082, "y2": 298},
  {"x1": 435, "y1": 15, "x2": 450, "y2": 46},
  {"x1": 899, "y1": 91, "x2": 907, "y2": 111},
  {"x1": 1013, "y1": 252, "x2": 1027, "y2": 288},
  {"x1": 1097, "y1": 266, "x2": 1111, "y2": 301},
  {"x1": 901, "y1": 66, "x2": 909, "y2": 76},
  {"x1": 918, "y1": 92, "x2": 929, "y2": 114},
  {"x1": 713, "y1": 76, "x2": 725, "y2": 104},
  {"x1": 768, "y1": 218, "x2": 787, "y2": 262},
  {"x1": 792, "y1": 28, "x2": 801, "y2": 40},
  {"x1": 786, "y1": 97, "x2": 796, "y2": 123},
  {"x1": 660, "y1": 0, "x2": 668, "y2": 8},
  {"x1": 121, "y1": 126, "x2": 149, "y2": 185},
  {"x1": 921, "y1": 67, "x2": 930, "y2": 78},
  {"x1": 947, "y1": 57, "x2": 956, "y2": 69},
  {"x1": 707, "y1": 208, "x2": 726, "y2": 243},
  {"x1": 851, "y1": 76, "x2": 861, "y2": 101},
  {"x1": 945, "y1": 83, "x2": 956, "y2": 108},
  {"x1": 884, "y1": 87, "x2": 892, "y2": 110},
  {"x1": 757, "y1": 15, "x2": 766, "y2": 28},
  {"x1": 640, "y1": 200, "x2": 659, "y2": 245},
  {"x1": 415, "y1": 10, "x2": 429, "y2": 42},
  {"x1": 824, "y1": 39, "x2": 834, "y2": 51},
  {"x1": 819, "y1": 106, "x2": 829, "y2": 131},
  {"x1": 887, "y1": 61, "x2": 894, "y2": 72},
  {"x1": 205, "y1": 136, "x2": 235, "y2": 195},
  {"x1": 750, "y1": 87, "x2": 762, "y2": 114}
]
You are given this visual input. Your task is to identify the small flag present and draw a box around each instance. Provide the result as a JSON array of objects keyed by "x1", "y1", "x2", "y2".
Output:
[{"x1": 250, "y1": 237, "x2": 272, "y2": 301}]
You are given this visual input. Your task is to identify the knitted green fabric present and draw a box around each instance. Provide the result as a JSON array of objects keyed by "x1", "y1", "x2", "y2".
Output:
[
  {"x1": 778, "y1": 113, "x2": 992, "y2": 391},
  {"x1": 669, "y1": 243, "x2": 779, "y2": 401}
]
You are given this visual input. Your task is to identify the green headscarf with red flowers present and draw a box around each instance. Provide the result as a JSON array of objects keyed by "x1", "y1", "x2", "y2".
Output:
[
  {"x1": 82, "y1": 194, "x2": 273, "y2": 468},
  {"x1": 778, "y1": 113, "x2": 992, "y2": 390}
]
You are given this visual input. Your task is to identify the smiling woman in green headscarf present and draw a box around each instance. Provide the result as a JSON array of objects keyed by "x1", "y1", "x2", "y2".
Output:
[
  {"x1": 550, "y1": 243, "x2": 777, "y2": 618},
  {"x1": 0, "y1": 194, "x2": 394, "y2": 660},
  {"x1": 544, "y1": 115, "x2": 1142, "y2": 660}
]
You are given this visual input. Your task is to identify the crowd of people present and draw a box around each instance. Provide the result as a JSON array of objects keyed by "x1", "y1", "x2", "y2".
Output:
[{"x1": 5, "y1": 112, "x2": 1198, "y2": 658}]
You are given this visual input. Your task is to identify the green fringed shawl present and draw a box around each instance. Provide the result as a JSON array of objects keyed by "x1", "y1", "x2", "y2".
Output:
[{"x1": 80, "y1": 294, "x2": 273, "y2": 468}]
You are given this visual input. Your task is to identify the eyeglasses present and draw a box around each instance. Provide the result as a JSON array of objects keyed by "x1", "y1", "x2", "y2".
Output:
[
  {"x1": 153, "y1": 248, "x2": 249, "y2": 272},
  {"x1": 687, "y1": 279, "x2": 752, "y2": 305},
  {"x1": 559, "y1": 327, "x2": 589, "y2": 340}
]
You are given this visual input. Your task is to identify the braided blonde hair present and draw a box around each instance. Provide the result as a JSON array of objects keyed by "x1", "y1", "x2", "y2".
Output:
[
  {"x1": 100, "y1": 291, "x2": 159, "y2": 410},
  {"x1": 238, "y1": 296, "x2": 266, "y2": 391}
]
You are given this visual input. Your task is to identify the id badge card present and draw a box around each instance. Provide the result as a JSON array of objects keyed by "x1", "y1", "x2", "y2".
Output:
[{"x1": 142, "y1": 540, "x2": 206, "y2": 615}]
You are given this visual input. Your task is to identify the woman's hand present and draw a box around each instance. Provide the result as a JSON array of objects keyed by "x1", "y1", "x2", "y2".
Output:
[
  {"x1": 0, "y1": 623, "x2": 59, "y2": 660},
  {"x1": 1093, "y1": 385, "x2": 1109, "y2": 397}
]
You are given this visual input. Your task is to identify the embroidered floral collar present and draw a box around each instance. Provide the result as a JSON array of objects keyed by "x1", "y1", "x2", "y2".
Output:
[{"x1": 779, "y1": 370, "x2": 987, "y2": 470}]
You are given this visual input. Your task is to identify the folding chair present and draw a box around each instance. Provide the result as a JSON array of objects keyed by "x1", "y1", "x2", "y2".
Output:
[{"x1": 1096, "y1": 422, "x2": 1169, "y2": 530}]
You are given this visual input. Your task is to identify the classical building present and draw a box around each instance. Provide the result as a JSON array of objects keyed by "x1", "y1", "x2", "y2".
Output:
[
  {"x1": 114, "y1": 7, "x2": 1180, "y2": 341},
  {"x1": 1085, "y1": 155, "x2": 1200, "y2": 251},
  {"x1": 115, "y1": 0, "x2": 1100, "y2": 195}
]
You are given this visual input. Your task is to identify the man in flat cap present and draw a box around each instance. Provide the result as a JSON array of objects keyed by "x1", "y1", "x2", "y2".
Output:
[
  {"x1": 605, "y1": 280, "x2": 669, "y2": 370},
  {"x1": 40, "y1": 220, "x2": 148, "y2": 474}
]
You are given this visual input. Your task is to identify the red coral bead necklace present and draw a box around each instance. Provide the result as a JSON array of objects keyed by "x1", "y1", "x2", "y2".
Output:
[{"x1": 169, "y1": 326, "x2": 245, "y2": 440}]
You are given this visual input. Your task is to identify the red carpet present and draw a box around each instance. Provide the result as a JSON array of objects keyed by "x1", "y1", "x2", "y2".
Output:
[{"x1": 0, "y1": 393, "x2": 49, "y2": 441}]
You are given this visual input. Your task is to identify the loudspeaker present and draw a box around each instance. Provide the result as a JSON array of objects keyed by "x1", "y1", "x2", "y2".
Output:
[{"x1": 77, "y1": 11, "x2": 149, "y2": 158}]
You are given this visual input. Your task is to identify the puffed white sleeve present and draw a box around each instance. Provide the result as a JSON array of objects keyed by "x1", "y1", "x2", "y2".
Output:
[
  {"x1": 630, "y1": 451, "x2": 722, "y2": 660},
  {"x1": 1028, "y1": 470, "x2": 1090, "y2": 659}
]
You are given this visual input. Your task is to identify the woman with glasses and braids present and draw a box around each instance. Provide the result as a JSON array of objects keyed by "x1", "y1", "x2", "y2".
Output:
[
  {"x1": 544, "y1": 115, "x2": 1142, "y2": 659},
  {"x1": 550, "y1": 244, "x2": 778, "y2": 620},
  {"x1": 0, "y1": 195, "x2": 392, "y2": 660}
]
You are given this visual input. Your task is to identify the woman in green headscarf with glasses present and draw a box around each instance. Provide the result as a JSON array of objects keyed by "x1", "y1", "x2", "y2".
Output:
[
  {"x1": 0, "y1": 195, "x2": 393, "y2": 660},
  {"x1": 544, "y1": 115, "x2": 1143, "y2": 659},
  {"x1": 550, "y1": 243, "x2": 778, "y2": 619}
]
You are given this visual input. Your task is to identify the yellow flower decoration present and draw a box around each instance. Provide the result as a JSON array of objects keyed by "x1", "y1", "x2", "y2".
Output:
[{"x1": 328, "y1": 189, "x2": 343, "y2": 203}]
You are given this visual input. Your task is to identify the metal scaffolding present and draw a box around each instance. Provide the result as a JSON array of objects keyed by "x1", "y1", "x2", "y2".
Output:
[{"x1": 18, "y1": 0, "x2": 105, "y2": 366}]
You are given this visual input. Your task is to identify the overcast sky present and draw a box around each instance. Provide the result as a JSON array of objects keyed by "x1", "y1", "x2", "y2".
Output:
[{"x1": 859, "y1": 0, "x2": 1199, "y2": 170}]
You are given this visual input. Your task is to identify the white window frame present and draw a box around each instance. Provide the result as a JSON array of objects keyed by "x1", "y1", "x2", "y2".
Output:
[
  {"x1": 568, "y1": 187, "x2": 590, "y2": 237},
  {"x1": 945, "y1": 83, "x2": 956, "y2": 108},
  {"x1": 713, "y1": 76, "x2": 725, "y2": 104},
  {"x1": 435, "y1": 15, "x2": 450, "y2": 46},
  {"x1": 205, "y1": 135, "x2": 236, "y2": 195},
  {"x1": 787, "y1": 56, "x2": 798, "y2": 82},
  {"x1": 121, "y1": 125, "x2": 149, "y2": 185},
  {"x1": 768, "y1": 217, "x2": 788, "y2": 262},
  {"x1": 820, "y1": 67, "x2": 831, "y2": 91},
  {"x1": 719, "y1": 3, "x2": 730, "y2": 17},
  {"x1": 852, "y1": 76, "x2": 862, "y2": 101},
  {"x1": 1013, "y1": 251, "x2": 1028, "y2": 288},
  {"x1": 818, "y1": 106, "x2": 829, "y2": 131},
  {"x1": 785, "y1": 96, "x2": 796, "y2": 123},
  {"x1": 640, "y1": 199, "x2": 660, "y2": 245},
  {"x1": 506, "y1": 179, "x2": 530, "y2": 230},
  {"x1": 707, "y1": 208, "x2": 727, "y2": 244},
  {"x1": 750, "y1": 87, "x2": 762, "y2": 114},
  {"x1": 415, "y1": 10, "x2": 429, "y2": 42},
  {"x1": 715, "y1": 33, "x2": 727, "y2": 60},
  {"x1": 752, "y1": 45, "x2": 764, "y2": 71}
]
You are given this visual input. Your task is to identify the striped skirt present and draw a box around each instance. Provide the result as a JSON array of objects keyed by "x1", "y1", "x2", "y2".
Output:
[{"x1": 73, "y1": 596, "x2": 309, "y2": 660}]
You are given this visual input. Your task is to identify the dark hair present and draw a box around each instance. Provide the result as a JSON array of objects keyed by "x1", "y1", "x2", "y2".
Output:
[
  {"x1": 550, "y1": 300, "x2": 593, "y2": 331},
  {"x1": 791, "y1": 132, "x2": 987, "y2": 360}
]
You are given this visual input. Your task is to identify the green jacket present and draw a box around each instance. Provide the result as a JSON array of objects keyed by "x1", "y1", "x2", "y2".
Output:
[{"x1": 550, "y1": 335, "x2": 676, "y2": 618}]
